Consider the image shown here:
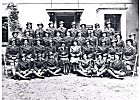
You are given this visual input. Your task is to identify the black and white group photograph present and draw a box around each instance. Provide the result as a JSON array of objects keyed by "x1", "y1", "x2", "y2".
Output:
[{"x1": 1, "y1": 0, "x2": 139, "y2": 100}]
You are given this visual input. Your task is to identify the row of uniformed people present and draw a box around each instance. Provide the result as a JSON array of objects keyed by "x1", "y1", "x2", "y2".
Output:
[
  {"x1": 12, "y1": 50, "x2": 127, "y2": 80},
  {"x1": 6, "y1": 37, "x2": 136, "y2": 79},
  {"x1": 8, "y1": 21, "x2": 115, "y2": 47}
]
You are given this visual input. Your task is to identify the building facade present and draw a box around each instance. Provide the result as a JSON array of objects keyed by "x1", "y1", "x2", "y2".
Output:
[{"x1": 2, "y1": 0, "x2": 139, "y2": 46}]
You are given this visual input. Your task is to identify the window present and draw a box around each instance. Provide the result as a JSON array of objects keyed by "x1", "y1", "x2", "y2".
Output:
[
  {"x1": 104, "y1": 14, "x2": 121, "y2": 33},
  {"x1": 2, "y1": 17, "x2": 8, "y2": 42}
]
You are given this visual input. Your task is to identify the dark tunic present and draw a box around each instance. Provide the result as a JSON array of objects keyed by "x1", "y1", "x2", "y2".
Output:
[
  {"x1": 86, "y1": 36, "x2": 98, "y2": 46},
  {"x1": 43, "y1": 37, "x2": 52, "y2": 47},
  {"x1": 93, "y1": 29, "x2": 102, "y2": 39},
  {"x1": 97, "y1": 46, "x2": 109, "y2": 54},
  {"x1": 35, "y1": 28, "x2": 45, "y2": 38},
  {"x1": 33, "y1": 60, "x2": 46, "y2": 71},
  {"x1": 34, "y1": 45, "x2": 45, "y2": 55},
  {"x1": 110, "y1": 60, "x2": 124, "y2": 71},
  {"x1": 46, "y1": 27, "x2": 56, "y2": 38},
  {"x1": 99, "y1": 37, "x2": 110, "y2": 46},
  {"x1": 75, "y1": 37, "x2": 85, "y2": 46},
  {"x1": 108, "y1": 46, "x2": 119, "y2": 54},
  {"x1": 24, "y1": 28, "x2": 34, "y2": 38},
  {"x1": 16, "y1": 60, "x2": 30, "y2": 72},
  {"x1": 80, "y1": 28, "x2": 89, "y2": 38},
  {"x1": 57, "y1": 27, "x2": 67, "y2": 38},
  {"x1": 8, "y1": 37, "x2": 21, "y2": 46},
  {"x1": 20, "y1": 45, "x2": 33, "y2": 55},
  {"x1": 6, "y1": 45, "x2": 20, "y2": 58},
  {"x1": 53, "y1": 36, "x2": 62, "y2": 50},
  {"x1": 68, "y1": 28, "x2": 79, "y2": 37},
  {"x1": 104, "y1": 27, "x2": 115, "y2": 39},
  {"x1": 123, "y1": 45, "x2": 136, "y2": 64},
  {"x1": 64, "y1": 36, "x2": 74, "y2": 47}
]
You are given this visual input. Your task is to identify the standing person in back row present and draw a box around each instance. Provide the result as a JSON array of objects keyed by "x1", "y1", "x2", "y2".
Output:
[
  {"x1": 57, "y1": 21, "x2": 67, "y2": 38},
  {"x1": 35, "y1": 23, "x2": 45, "y2": 38},
  {"x1": 46, "y1": 21, "x2": 56, "y2": 38},
  {"x1": 104, "y1": 21, "x2": 115, "y2": 40},
  {"x1": 80, "y1": 24, "x2": 89, "y2": 38}
]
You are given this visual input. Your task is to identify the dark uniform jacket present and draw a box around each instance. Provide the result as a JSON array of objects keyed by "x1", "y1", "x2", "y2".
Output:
[
  {"x1": 16, "y1": 60, "x2": 30, "y2": 72},
  {"x1": 6, "y1": 45, "x2": 20, "y2": 58},
  {"x1": 109, "y1": 60, "x2": 124, "y2": 71},
  {"x1": 8, "y1": 37, "x2": 21, "y2": 46},
  {"x1": 33, "y1": 60, "x2": 46, "y2": 71},
  {"x1": 86, "y1": 36, "x2": 98, "y2": 46},
  {"x1": 75, "y1": 37, "x2": 85, "y2": 46},
  {"x1": 97, "y1": 45, "x2": 109, "y2": 54},
  {"x1": 99, "y1": 37, "x2": 110, "y2": 46},
  {"x1": 57, "y1": 27, "x2": 67, "y2": 38},
  {"x1": 80, "y1": 28, "x2": 88, "y2": 38},
  {"x1": 46, "y1": 27, "x2": 56, "y2": 38},
  {"x1": 43, "y1": 37, "x2": 52, "y2": 47},
  {"x1": 64, "y1": 36, "x2": 74, "y2": 47},
  {"x1": 20, "y1": 45, "x2": 33, "y2": 55},
  {"x1": 68, "y1": 28, "x2": 79, "y2": 37},
  {"x1": 35, "y1": 28, "x2": 45, "y2": 38},
  {"x1": 123, "y1": 45, "x2": 136, "y2": 63},
  {"x1": 93, "y1": 29, "x2": 102, "y2": 39},
  {"x1": 24, "y1": 28, "x2": 34, "y2": 38}
]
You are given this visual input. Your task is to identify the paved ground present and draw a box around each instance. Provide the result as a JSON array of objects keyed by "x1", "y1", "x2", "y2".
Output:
[{"x1": 2, "y1": 74, "x2": 139, "y2": 100}]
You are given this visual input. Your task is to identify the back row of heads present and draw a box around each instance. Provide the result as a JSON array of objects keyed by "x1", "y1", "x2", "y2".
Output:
[{"x1": 25, "y1": 21, "x2": 111, "y2": 29}]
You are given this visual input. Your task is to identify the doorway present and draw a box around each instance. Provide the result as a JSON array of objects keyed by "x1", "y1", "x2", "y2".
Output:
[{"x1": 56, "y1": 16, "x2": 74, "y2": 29}]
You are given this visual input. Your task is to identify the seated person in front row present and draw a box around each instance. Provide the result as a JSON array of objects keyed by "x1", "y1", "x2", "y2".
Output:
[
  {"x1": 14, "y1": 56, "x2": 31, "y2": 80},
  {"x1": 40, "y1": 52, "x2": 61, "y2": 76},
  {"x1": 123, "y1": 39, "x2": 136, "y2": 75},
  {"x1": 95, "y1": 53, "x2": 124, "y2": 79},
  {"x1": 76, "y1": 54, "x2": 93, "y2": 77}
]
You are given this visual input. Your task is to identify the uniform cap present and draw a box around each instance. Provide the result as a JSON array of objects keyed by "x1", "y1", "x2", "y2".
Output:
[
  {"x1": 71, "y1": 22, "x2": 76, "y2": 25},
  {"x1": 129, "y1": 33, "x2": 136, "y2": 37},
  {"x1": 59, "y1": 21, "x2": 64, "y2": 25},
  {"x1": 37, "y1": 22, "x2": 44, "y2": 27},
  {"x1": 48, "y1": 21, "x2": 54, "y2": 25},
  {"x1": 26, "y1": 22, "x2": 32, "y2": 26}
]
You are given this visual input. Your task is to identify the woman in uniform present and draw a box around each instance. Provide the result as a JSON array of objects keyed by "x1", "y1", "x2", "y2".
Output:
[
  {"x1": 24, "y1": 22, "x2": 34, "y2": 38},
  {"x1": 46, "y1": 21, "x2": 56, "y2": 38},
  {"x1": 93, "y1": 23, "x2": 102, "y2": 41},
  {"x1": 82, "y1": 40, "x2": 96, "y2": 60},
  {"x1": 53, "y1": 31, "x2": 63, "y2": 51},
  {"x1": 8, "y1": 31, "x2": 21, "y2": 46},
  {"x1": 80, "y1": 24, "x2": 88, "y2": 38},
  {"x1": 64, "y1": 31, "x2": 74, "y2": 48},
  {"x1": 34, "y1": 40, "x2": 45, "y2": 59},
  {"x1": 6, "y1": 40, "x2": 20, "y2": 76},
  {"x1": 43, "y1": 32, "x2": 52, "y2": 47},
  {"x1": 57, "y1": 21, "x2": 67, "y2": 38},
  {"x1": 123, "y1": 39, "x2": 136, "y2": 75},
  {"x1": 129, "y1": 33, "x2": 138, "y2": 53},
  {"x1": 35, "y1": 23, "x2": 45, "y2": 38},
  {"x1": 70, "y1": 40, "x2": 82, "y2": 73},
  {"x1": 97, "y1": 40, "x2": 109, "y2": 54},
  {"x1": 75, "y1": 32, "x2": 85, "y2": 46},
  {"x1": 40, "y1": 52, "x2": 62, "y2": 77},
  {"x1": 20, "y1": 39, "x2": 33, "y2": 61},
  {"x1": 104, "y1": 21, "x2": 115, "y2": 40},
  {"x1": 76, "y1": 54, "x2": 92, "y2": 77},
  {"x1": 108, "y1": 39, "x2": 119, "y2": 55},
  {"x1": 68, "y1": 21, "x2": 78, "y2": 38},
  {"x1": 99, "y1": 32, "x2": 110, "y2": 46},
  {"x1": 86, "y1": 31, "x2": 98, "y2": 47},
  {"x1": 115, "y1": 33, "x2": 125, "y2": 54},
  {"x1": 15, "y1": 56, "x2": 31, "y2": 80}
]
